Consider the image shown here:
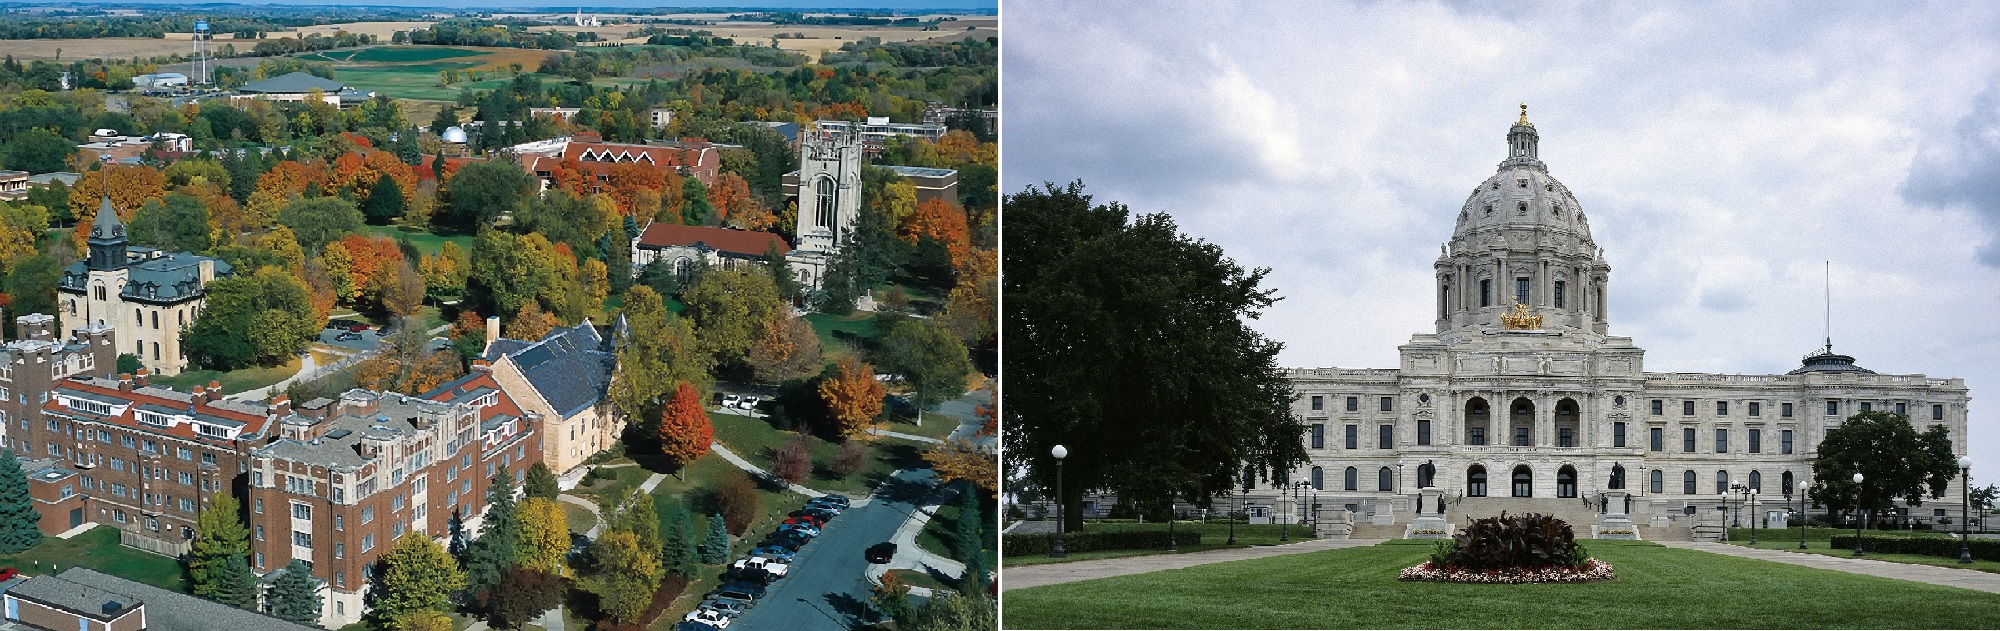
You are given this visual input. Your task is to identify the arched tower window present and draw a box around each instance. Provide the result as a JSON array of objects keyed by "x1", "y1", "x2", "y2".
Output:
[
  {"x1": 1343, "y1": 467, "x2": 1357, "y2": 491},
  {"x1": 1310, "y1": 466, "x2": 1323, "y2": 491},
  {"x1": 1467, "y1": 465, "x2": 1487, "y2": 497},
  {"x1": 814, "y1": 176, "x2": 836, "y2": 231},
  {"x1": 1511, "y1": 465, "x2": 1533, "y2": 497},
  {"x1": 1378, "y1": 467, "x2": 1393, "y2": 492}
]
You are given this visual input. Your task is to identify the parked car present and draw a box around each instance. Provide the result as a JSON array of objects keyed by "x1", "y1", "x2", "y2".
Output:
[
  {"x1": 866, "y1": 542, "x2": 897, "y2": 564},
  {"x1": 731, "y1": 556, "x2": 790, "y2": 578},
  {"x1": 762, "y1": 533, "x2": 809, "y2": 551},
  {"x1": 683, "y1": 609, "x2": 732, "y2": 629},
  {"x1": 707, "y1": 581, "x2": 767, "y2": 601},
  {"x1": 0, "y1": 567, "x2": 17, "y2": 581},
  {"x1": 783, "y1": 515, "x2": 825, "y2": 528},
  {"x1": 695, "y1": 599, "x2": 747, "y2": 618},
  {"x1": 747, "y1": 546, "x2": 796, "y2": 563},
  {"x1": 326, "y1": 319, "x2": 363, "y2": 330},
  {"x1": 334, "y1": 331, "x2": 363, "y2": 341},
  {"x1": 737, "y1": 395, "x2": 761, "y2": 410},
  {"x1": 792, "y1": 508, "x2": 838, "y2": 523},
  {"x1": 721, "y1": 394, "x2": 741, "y2": 409},
  {"x1": 676, "y1": 623, "x2": 719, "y2": 631},
  {"x1": 778, "y1": 523, "x2": 820, "y2": 538},
  {"x1": 814, "y1": 494, "x2": 852, "y2": 509}
]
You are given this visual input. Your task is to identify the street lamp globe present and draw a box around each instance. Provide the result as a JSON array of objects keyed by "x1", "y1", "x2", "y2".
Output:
[
  {"x1": 1853, "y1": 472, "x2": 1864, "y2": 484},
  {"x1": 1052, "y1": 444, "x2": 1068, "y2": 460},
  {"x1": 1799, "y1": 481, "x2": 1809, "y2": 494},
  {"x1": 1960, "y1": 456, "x2": 1974, "y2": 470}
]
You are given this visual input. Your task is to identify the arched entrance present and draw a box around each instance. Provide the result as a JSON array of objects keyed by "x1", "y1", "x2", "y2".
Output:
[
  {"x1": 1467, "y1": 465, "x2": 1488, "y2": 497},
  {"x1": 1512, "y1": 465, "x2": 1533, "y2": 497},
  {"x1": 1465, "y1": 397, "x2": 1491, "y2": 445},
  {"x1": 1556, "y1": 465, "x2": 1578, "y2": 498},
  {"x1": 1554, "y1": 398, "x2": 1580, "y2": 447},
  {"x1": 1509, "y1": 397, "x2": 1536, "y2": 446},
  {"x1": 1609, "y1": 464, "x2": 1626, "y2": 490}
]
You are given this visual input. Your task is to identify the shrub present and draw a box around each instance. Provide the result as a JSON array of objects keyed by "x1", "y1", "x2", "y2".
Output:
[
  {"x1": 1831, "y1": 534, "x2": 1999, "y2": 561},
  {"x1": 1446, "y1": 512, "x2": 1586, "y2": 570},
  {"x1": 1002, "y1": 529, "x2": 1202, "y2": 556},
  {"x1": 770, "y1": 435, "x2": 813, "y2": 485},
  {"x1": 713, "y1": 470, "x2": 762, "y2": 535},
  {"x1": 832, "y1": 441, "x2": 868, "y2": 478}
]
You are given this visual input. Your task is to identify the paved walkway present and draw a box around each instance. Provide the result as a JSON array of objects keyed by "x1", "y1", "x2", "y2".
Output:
[
  {"x1": 1658, "y1": 541, "x2": 2000, "y2": 595},
  {"x1": 866, "y1": 481, "x2": 970, "y2": 594},
  {"x1": 555, "y1": 494, "x2": 605, "y2": 538},
  {"x1": 1001, "y1": 538, "x2": 1386, "y2": 592},
  {"x1": 707, "y1": 442, "x2": 837, "y2": 501},
  {"x1": 866, "y1": 428, "x2": 943, "y2": 444}
]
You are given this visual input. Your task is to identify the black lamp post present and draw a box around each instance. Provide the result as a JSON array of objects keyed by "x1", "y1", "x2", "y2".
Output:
[
  {"x1": 1749, "y1": 488, "x2": 1758, "y2": 545},
  {"x1": 1227, "y1": 493, "x2": 1238, "y2": 546},
  {"x1": 1852, "y1": 471, "x2": 1865, "y2": 557},
  {"x1": 1051, "y1": 444, "x2": 1068, "y2": 559},
  {"x1": 1960, "y1": 456, "x2": 1974, "y2": 564},
  {"x1": 1293, "y1": 481, "x2": 1310, "y2": 535},
  {"x1": 1167, "y1": 491, "x2": 1179, "y2": 552},
  {"x1": 1279, "y1": 477, "x2": 1290, "y2": 543},
  {"x1": 1798, "y1": 481, "x2": 1810, "y2": 550}
]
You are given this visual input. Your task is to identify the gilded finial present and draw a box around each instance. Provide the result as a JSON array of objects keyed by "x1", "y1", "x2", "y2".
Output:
[{"x1": 1517, "y1": 102, "x2": 1530, "y2": 126}]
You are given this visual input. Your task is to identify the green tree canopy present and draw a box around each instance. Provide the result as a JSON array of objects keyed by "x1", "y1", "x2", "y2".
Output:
[
  {"x1": 1809, "y1": 409, "x2": 1959, "y2": 524},
  {"x1": 878, "y1": 318, "x2": 972, "y2": 424},
  {"x1": 364, "y1": 173, "x2": 407, "y2": 224},
  {"x1": 214, "y1": 553, "x2": 259, "y2": 609},
  {"x1": 4, "y1": 253, "x2": 62, "y2": 322},
  {"x1": 370, "y1": 532, "x2": 467, "y2": 628},
  {"x1": 190, "y1": 491, "x2": 250, "y2": 598},
  {"x1": 128, "y1": 193, "x2": 212, "y2": 253},
  {"x1": 579, "y1": 531, "x2": 661, "y2": 623},
  {"x1": 464, "y1": 473, "x2": 520, "y2": 598},
  {"x1": 267, "y1": 558, "x2": 323, "y2": 624},
  {"x1": 681, "y1": 267, "x2": 785, "y2": 367},
  {"x1": 446, "y1": 159, "x2": 535, "y2": 229},
  {"x1": 0, "y1": 449, "x2": 43, "y2": 553},
  {"x1": 1001, "y1": 182, "x2": 1306, "y2": 531},
  {"x1": 608, "y1": 285, "x2": 711, "y2": 432},
  {"x1": 3, "y1": 128, "x2": 76, "y2": 175},
  {"x1": 276, "y1": 195, "x2": 363, "y2": 253},
  {"x1": 524, "y1": 462, "x2": 558, "y2": 500},
  {"x1": 183, "y1": 266, "x2": 320, "y2": 370}
]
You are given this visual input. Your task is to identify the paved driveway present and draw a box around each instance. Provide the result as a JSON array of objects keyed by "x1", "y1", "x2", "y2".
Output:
[{"x1": 727, "y1": 468, "x2": 938, "y2": 630}]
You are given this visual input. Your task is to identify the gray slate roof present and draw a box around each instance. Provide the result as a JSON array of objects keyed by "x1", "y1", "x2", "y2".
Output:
[
  {"x1": 33, "y1": 567, "x2": 320, "y2": 631},
  {"x1": 60, "y1": 250, "x2": 233, "y2": 303},
  {"x1": 236, "y1": 71, "x2": 346, "y2": 94},
  {"x1": 9, "y1": 571, "x2": 138, "y2": 621},
  {"x1": 490, "y1": 323, "x2": 614, "y2": 419}
]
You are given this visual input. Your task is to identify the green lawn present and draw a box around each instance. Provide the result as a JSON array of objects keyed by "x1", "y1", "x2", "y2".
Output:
[
  {"x1": 1003, "y1": 543, "x2": 1252, "y2": 567},
  {"x1": 805, "y1": 311, "x2": 881, "y2": 350},
  {"x1": 708, "y1": 410, "x2": 918, "y2": 497},
  {"x1": 647, "y1": 454, "x2": 808, "y2": 625},
  {"x1": 304, "y1": 46, "x2": 489, "y2": 63},
  {"x1": 1003, "y1": 540, "x2": 2000, "y2": 629},
  {"x1": 0, "y1": 526, "x2": 188, "y2": 592},
  {"x1": 561, "y1": 502, "x2": 598, "y2": 536},
  {"x1": 880, "y1": 413, "x2": 959, "y2": 440},
  {"x1": 567, "y1": 466, "x2": 652, "y2": 509},
  {"x1": 153, "y1": 357, "x2": 301, "y2": 395},
  {"x1": 915, "y1": 498, "x2": 995, "y2": 584},
  {"x1": 1729, "y1": 537, "x2": 2000, "y2": 573},
  {"x1": 360, "y1": 224, "x2": 474, "y2": 256},
  {"x1": 1078, "y1": 521, "x2": 1313, "y2": 547},
  {"x1": 333, "y1": 66, "x2": 510, "y2": 101}
]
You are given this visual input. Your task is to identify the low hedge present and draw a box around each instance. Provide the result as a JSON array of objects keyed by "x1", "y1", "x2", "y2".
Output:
[
  {"x1": 1830, "y1": 534, "x2": 1999, "y2": 562},
  {"x1": 1004, "y1": 529, "x2": 1204, "y2": 556}
]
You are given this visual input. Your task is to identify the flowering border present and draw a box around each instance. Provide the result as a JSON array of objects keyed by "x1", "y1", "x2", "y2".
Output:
[{"x1": 1398, "y1": 559, "x2": 1616, "y2": 584}]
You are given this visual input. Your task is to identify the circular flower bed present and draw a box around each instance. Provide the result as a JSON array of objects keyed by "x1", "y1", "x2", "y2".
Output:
[{"x1": 1399, "y1": 559, "x2": 1617, "y2": 584}]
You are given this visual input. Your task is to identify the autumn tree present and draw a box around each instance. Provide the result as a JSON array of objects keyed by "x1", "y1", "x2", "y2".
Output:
[
  {"x1": 872, "y1": 571, "x2": 914, "y2": 625},
  {"x1": 747, "y1": 314, "x2": 822, "y2": 385},
  {"x1": 509, "y1": 301, "x2": 557, "y2": 342},
  {"x1": 514, "y1": 497, "x2": 569, "y2": 576},
  {"x1": 602, "y1": 161, "x2": 665, "y2": 217},
  {"x1": 381, "y1": 259, "x2": 427, "y2": 317},
  {"x1": 903, "y1": 198, "x2": 974, "y2": 273},
  {"x1": 69, "y1": 165, "x2": 166, "y2": 249},
  {"x1": 658, "y1": 381, "x2": 714, "y2": 473},
  {"x1": 608, "y1": 285, "x2": 711, "y2": 431},
  {"x1": 713, "y1": 470, "x2": 761, "y2": 535},
  {"x1": 819, "y1": 358, "x2": 886, "y2": 438},
  {"x1": 771, "y1": 434, "x2": 813, "y2": 486},
  {"x1": 925, "y1": 439, "x2": 998, "y2": 494},
  {"x1": 580, "y1": 531, "x2": 662, "y2": 623},
  {"x1": 832, "y1": 441, "x2": 868, "y2": 478},
  {"x1": 183, "y1": 266, "x2": 322, "y2": 370},
  {"x1": 370, "y1": 532, "x2": 467, "y2": 629},
  {"x1": 709, "y1": 171, "x2": 752, "y2": 226},
  {"x1": 681, "y1": 267, "x2": 785, "y2": 367},
  {"x1": 487, "y1": 568, "x2": 564, "y2": 630}
]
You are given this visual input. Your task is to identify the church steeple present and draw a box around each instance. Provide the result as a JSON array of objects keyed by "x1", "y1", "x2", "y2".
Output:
[
  {"x1": 87, "y1": 195, "x2": 127, "y2": 271},
  {"x1": 1503, "y1": 102, "x2": 1542, "y2": 170}
]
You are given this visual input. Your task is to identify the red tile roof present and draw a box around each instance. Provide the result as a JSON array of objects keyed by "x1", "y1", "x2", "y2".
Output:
[
  {"x1": 636, "y1": 222, "x2": 790, "y2": 257},
  {"x1": 44, "y1": 378, "x2": 271, "y2": 444}
]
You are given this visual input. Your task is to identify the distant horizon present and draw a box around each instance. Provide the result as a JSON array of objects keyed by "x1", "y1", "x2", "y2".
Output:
[{"x1": 2, "y1": 1, "x2": 995, "y2": 11}]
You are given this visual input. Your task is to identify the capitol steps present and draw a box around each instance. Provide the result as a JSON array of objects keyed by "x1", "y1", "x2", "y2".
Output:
[
  {"x1": 1447, "y1": 496, "x2": 1606, "y2": 535},
  {"x1": 1644, "y1": 522, "x2": 1694, "y2": 541},
  {"x1": 1348, "y1": 522, "x2": 1410, "y2": 540}
]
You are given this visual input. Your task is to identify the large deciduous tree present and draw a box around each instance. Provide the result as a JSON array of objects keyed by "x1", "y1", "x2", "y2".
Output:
[
  {"x1": 609, "y1": 286, "x2": 711, "y2": 431},
  {"x1": 183, "y1": 266, "x2": 322, "y2": 370},
  {"x1": 1809, "y1": 409, "x2": 1959, "y2": 525},
  {"x1": 190, "y1": 491, "x2": 250, "y2": 597},
  {"x1": 276, "y1": 196, "x2": 363, "y2": 253},
  {"x1": 657, "y1": 381, "x2": 714, "y2": 473},
  {"x1": 2, "y1": 128, "x2": 76, "y2": 175},
  {"x1": 371, "y1": 532, "x2": 467, "y2": 628},
  {"x1": 878, "y1": 318, "x2": 973, "y2": 425},
  {"x1": 1003, "y1": 182, "x2": 1306, "y2": 531},
  {"x1": 514, "y1": 497, "x2": 569, "y2": 576},
  {"x1": 0, "y1": 450, "x2": 43, "y2": 553},
  {"x1": 487, "y1": 568, "x2": 564, "y2": 630},
  {"x1": 444, "y1": 159, "x2": 535, "y2": 229},
  {"x1": 746, "y1": 314, "x2": 821, "y2": 384},
  {"x1": 681, "y1": 267, "x2": 785, "y2": 367},
  {"x1": 925, "y1": 440, "x2": 997, "y2": 494},
  {"x1": 579, "y1": 531, "x2": 662, "y2": 623}
]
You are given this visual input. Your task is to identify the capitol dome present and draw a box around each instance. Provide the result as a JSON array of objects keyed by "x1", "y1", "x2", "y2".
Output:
[{"x1": 1450, "y1": 104, "x2": 1596, "y2": 253}]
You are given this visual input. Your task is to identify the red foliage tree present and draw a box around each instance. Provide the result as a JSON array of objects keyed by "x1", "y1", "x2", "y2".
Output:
[{"x1": 657, "y1": 381, "x2": 713, "y2": 470}]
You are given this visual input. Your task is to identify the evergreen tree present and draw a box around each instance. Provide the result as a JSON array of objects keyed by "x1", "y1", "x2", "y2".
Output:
[
  {"x1": 697, "y1": 512, "x2": 731, "y2": 564},
  {"x1": 464, "y1": 473, "x2": 520, "y2": 597},
  {"x1": 190, "y1": 491, "x2": 251, "y2": 598},
  {"x1": 951, "y1": 489, "x2": 982, "y2": 564},
  {"x1": 0, "y1": 449, "x2": 43, "y2": 553},
  {"x1": 268, "y1": 559, "x2": 323, "y2": 625},
  {"x1": 395, "y1": 127, "x2": 424, "y2": 165},
  {"x1": 447, "y1": 509, "x2": 469, "y2": 561},
  {"x1": 660, "y1": 502, "x2": 696, "y2": 578},
  {"x1": 365, "y1": 174, "x2": 407, "y2": 224},
  {"x1": 213, "y1": 554, "x2": 260, "y2": 609},
  {"x1": 523, "y1": 462, "x2": 558, "y2": 500}
]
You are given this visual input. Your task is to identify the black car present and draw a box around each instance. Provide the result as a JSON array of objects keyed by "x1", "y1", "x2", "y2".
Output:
[
  {"x1": 762, "y1": 533, "x2": 809, "y2": 551},
  {"x1": 707, "y1": 581, "x2": 767, "y2": 601},
  {"x1": 791, "y1": 508, "x2": 838, "y2": 523},
  {"x1": 866, "y1": 541, "x2": 897, "y2": 564},
  {"x1": 813, "y1": 494, "x2": 851, "y2": 508},
  {"x1": 730, "y1": 566, "x2": 778, "y2": 585}
]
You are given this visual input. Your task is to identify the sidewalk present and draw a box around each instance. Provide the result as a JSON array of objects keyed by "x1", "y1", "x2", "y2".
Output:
[
  {"x1": 1001, "y1": 538, "x2": 1386, "y2": 592},
  {"x1": 1658, "y1": 541, "x2": 2000, "y2": 595},
  {"x1": 865, "y1": 428, "x2": 943, "y2": 444},
  {"x1": 866, "y1": 481, "x2": 970, "y2": 596},
  {"x1": 708, "y1": 442, "x2": 839, "y2": 501}
]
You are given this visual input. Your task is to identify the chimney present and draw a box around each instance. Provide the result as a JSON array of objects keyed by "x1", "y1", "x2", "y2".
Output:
[
  {"x1": 269, "y1": 394, "x2": 292, "y2": 418},
  {"x1": 485, "y1": 316, "x2": 501, "y2": 348},
  {"x1": 117, "y1": 373, "x2": 132, "y2": 391},
  {"x1": 207, "y1": 380, "x2": 222, "y2": 402},
  {"x1": 134, "y1": 368, "x2": 148, "y2": 387},
  {"x1": 471, "y1": 359, "x2": 491, "y2": 373},
  {"x1": 191, "y1": 385, "x2": 205, "y2": 401}
]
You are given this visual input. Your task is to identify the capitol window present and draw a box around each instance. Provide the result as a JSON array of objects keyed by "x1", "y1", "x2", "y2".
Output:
[
  {"x1": 1860, "y1": 402, "x2": 1872, "y2": 412},
  {"x1": 1649, "y1": 427, "x2": 1663, "y2": 451},
  {"x1": 1310, "y1": 467, "x2": 1323, "y2": 491},
  {"x1": 1715, "y1": 429, "x2": 1728, "y2": 453},
  {"x1": 1344, "y1": 425, "x2": 1358, "y2": 449},
  {"x1": 1417, "y1": 420, "x2": 1431, "y2": 446},
  {"x1": 1380, "y1": 397, "x2": 1393, "y2": 412},
  {"x1": 1379, "y1": 425, "x2": 1394, "y2": 448},
  {"x1": 1343, "y1": 467, "x2": 1357, "y2": 491},
  {"x1": 1684, "y1": 470, "x2": 1697, "y2": 494},
  {"x1": 1310, "y1": 396, "x2": 1323, "y2": 411},
  {"x1": 1826, "y1": 400, "x2": 1839, "y2": 415},
  {"x1": 1895, "y1": 402, "x2": 1906, "y2": 415},
  {"x1": 1651, "y1": 400, "x2": 1663, "y2": 415},
  {"x1": 1683, "y1": 401, "x2": 1695, "y2": 416},
  {"x1": 1309, "y1": 425, "x2": 1324, "y2": 449},
  {"x1": 1934, "y1": 404, "x2": 1945, "y2": 420},
  {"x1": 1781, "y1": 430, "x2": 1793, "y2": 454},
  {"x1": 1513, "y1": 427, "x2": 1529, "y2": 446},
  {"x1": 1749, "y1": 402, "x2": 1761, "y2": 416},
  {"x1": 1749, "y1": 429, "x2": 1761, "y2": 453},
  {"x1": 1716, "y1": 471, "x2": 1729, "y2": 495},
  {"x1": 1469, "y1": 427, "x2": 1486, "y2": 446},
  {"x1": 1515, "y1": 277, "x2": 1530, "y2": 305},
  {"x1": 1782, "y1": 403, "x2": 1794, "y2": 417},
  {"x1": 1717, "y1": 402, "x2": 1728, "y2": 416},
  {"x1": 1651, "y1": 470, "x2": 1664, "y2": 493},
  {"x1": 1681, "y1": 428, "x2": 1695, "y2": 452},
  {"x1": 1480, "y1": 280, "x2": 1491, "y2": 307},
  {"x1": 1553, "y1": 280, "x2": 1565, "y2": 308},
  {"x1": 1613, "y1": 422, "x2": 1626, "y2": 448},
  {"x1": 1346, "y1": 397, "x2": 1358, "y2": 412}
]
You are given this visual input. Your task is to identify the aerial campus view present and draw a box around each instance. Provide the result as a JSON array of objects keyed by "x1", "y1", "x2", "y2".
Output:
[
  {"x1": 0, "y1": 2, "x2": 996, "y2": 631},
  {"x1": 1001, "y1": 2, "x2": 2000, "y2": 630}
]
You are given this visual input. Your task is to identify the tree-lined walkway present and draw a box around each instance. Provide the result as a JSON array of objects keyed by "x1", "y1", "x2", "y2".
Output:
[
  {"x1": 1660, "y1": 541, "x2": 2000, "y2": 594},
  {"x1": 1001, "y1": 538, "x2": 1384, "y2": 592}
]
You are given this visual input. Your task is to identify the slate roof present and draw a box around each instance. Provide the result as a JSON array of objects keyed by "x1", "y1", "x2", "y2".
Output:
[
  {"x1": 490, "y1": 323, "x2": 614, "y2": 419},
  {"x1": 34, "y1": 567, "x2": 321, "y2": 631},
  {"x1": 59, "y1": 250, "x2": 232, "y2": 303},
  {"x1": 236, "y1": 71, "x2": 346, "y2": 94},
  {"x1": 636, "y1": 221, "x2": 790, "y2": 258},
  {"x1": 9, "y1": 571, "x2": 139, "y2": 621}
]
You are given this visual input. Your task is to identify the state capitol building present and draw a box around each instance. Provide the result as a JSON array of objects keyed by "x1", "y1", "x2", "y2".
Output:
[{"x1": 1269, "y1": 108, "x2": 1971, "y2": 538}]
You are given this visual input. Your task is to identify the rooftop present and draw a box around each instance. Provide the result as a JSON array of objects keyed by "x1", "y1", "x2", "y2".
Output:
[
  {"x1": 236, "y1": 71, "x2": 346, "y2": 94},
  {"x1": 487, "y1": 323, "x2": 614, "y2": 419},
  {"x1": 24, "y1": 567, "x2": 320, "y2": 631},
  {"x1": 635, "y1": 221, "x2": 791, "y2": 258}
]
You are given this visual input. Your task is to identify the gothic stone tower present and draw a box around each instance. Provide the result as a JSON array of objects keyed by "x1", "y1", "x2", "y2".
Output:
[{"x1": 794, "y1": 125, "x2": 863, "y2": 253}]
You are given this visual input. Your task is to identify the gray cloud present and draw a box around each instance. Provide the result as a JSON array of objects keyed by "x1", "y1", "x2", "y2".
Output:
[{"x1": 1903, "y1": 86, "x2": 2000, "y2": 266}]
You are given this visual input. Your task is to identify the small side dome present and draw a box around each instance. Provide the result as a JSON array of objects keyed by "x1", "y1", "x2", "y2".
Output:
[
  {"x1": 1787, "y1": 345, "x2": 1874, "y2": 375},
  {"x1": 442, "y1": 126, "x2": 468, "y2": 144}
]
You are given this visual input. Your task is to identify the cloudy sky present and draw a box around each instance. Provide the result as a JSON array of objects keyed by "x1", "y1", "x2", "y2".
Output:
[{"x1": 1002, "y1": 1, "x2": 2000, "y2": 473}]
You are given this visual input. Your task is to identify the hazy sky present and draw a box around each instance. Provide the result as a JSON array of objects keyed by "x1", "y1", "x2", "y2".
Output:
[{"x1": 1002, "y1": 1, "x2": 2000, "y2": 474}]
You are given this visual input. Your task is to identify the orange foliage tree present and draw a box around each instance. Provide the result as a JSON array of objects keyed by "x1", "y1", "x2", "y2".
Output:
[
  {"x1": 332, "y1": 235, "x2": 405, "y2": 303},
  {"x1": 328, "y1": 151, "x2": 418, "y2": 209},
  {"x1": 69, "y1": 166, "x2": 166, "y2": 248},
  {"x1": 901, "y1": 198, "x2": 974, "y2": 272},
  {"x1": 709, "y1": 172, "x2": 752, "y2": 226},
  {"x1": 546, "y1": 158, "x2": 592, "y2": 199},
  {"x1": 255, "y1": 160, "x2": 326, "y2": 200},
  {"x1": 602, "y1": 162, "x2": 665, "y2": 217},
  {"x1": 818, "y1": 358, "x2": 885, "y2": 439},
  {"x1": 923, "y1": 439, "x2": 997, "y2": 493},
  {"x1": 657, "y1": 381, "x2": 714, "y2": 471},
  {"x1": 509, "y1": 302, "x2": 557, "y2": 342},
  {"x1": 930, "y1": 130, "x2": 997, "y2": 168}
]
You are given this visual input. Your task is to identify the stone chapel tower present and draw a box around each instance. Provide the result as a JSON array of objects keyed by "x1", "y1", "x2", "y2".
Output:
[{"x1": 793, "y1": 125, "x2": 863, "y2": 253}]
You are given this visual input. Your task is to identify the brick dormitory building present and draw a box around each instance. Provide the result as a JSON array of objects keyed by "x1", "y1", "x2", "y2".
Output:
[{"x1": 0, "y1": 309, "x2": 542, "y2": 628}]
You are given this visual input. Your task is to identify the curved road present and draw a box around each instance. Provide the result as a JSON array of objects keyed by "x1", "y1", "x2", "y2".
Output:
[{"x1": 726, "y1": 468, "x2": 939, "y2": 630}]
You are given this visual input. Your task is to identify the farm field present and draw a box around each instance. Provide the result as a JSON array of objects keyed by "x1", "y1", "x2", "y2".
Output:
[
  {"x1": 299, "y1": 46, "x2": 485, "y2": 64},
  {"x1": 290, "y1": 45, "x2": 561, "y2": 100}
]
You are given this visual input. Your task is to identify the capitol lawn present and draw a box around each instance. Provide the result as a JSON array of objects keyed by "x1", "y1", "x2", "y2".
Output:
[{"x1": 1001, "y1": 539, "x2": 2000, "y2": 629}]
